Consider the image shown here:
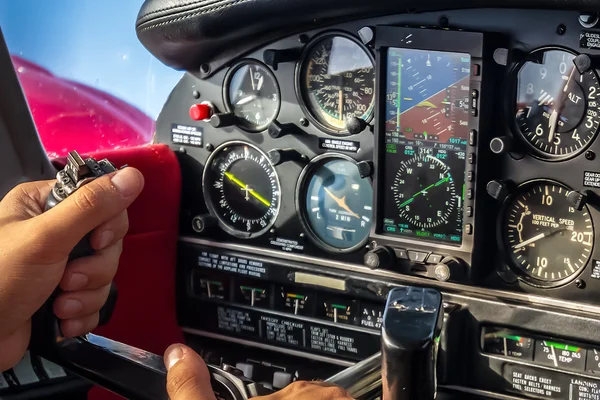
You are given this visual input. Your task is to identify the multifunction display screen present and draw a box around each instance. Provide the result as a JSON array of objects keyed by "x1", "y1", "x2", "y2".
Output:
[{"x1": 381, "y1": 47, "x2": 471, "y2": 245}]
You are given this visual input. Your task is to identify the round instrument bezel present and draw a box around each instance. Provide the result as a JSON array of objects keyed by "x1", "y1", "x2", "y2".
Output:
[
  {"x1": 223, "y1": 59, "x2": 281, "y2": 133},
  {"x1": 294, "y1": 31, "x2": 376, "y2": 136},
  {"x1": 202, "y1": 141, "x2": 282, "y2": 239},
  {"x1": 497, "y1": 179, "x2": 595, "y2": 288},
  {"x1": 295, "y1": 152, "x2": 373, "y2": 253},
  {"x1": 507, "y1": 46, "x2": 600, "y2": 161}
]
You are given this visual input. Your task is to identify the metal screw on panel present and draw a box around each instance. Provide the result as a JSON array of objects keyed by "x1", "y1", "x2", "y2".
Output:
[
  {"x1": 192, "y1": 90, "x2": 201, "y2": 99},
  {"x1": 270, "y1": 228, "x2": 276, "y2": 235},
  {"x1": 179, "y1": 147, "x2": 187, "y2": 154},
  {"x1": 299, "y1": 233, "x2": 305, "y2": 239},
  {"x1": 299, "y1": 34, "x2": 309, "y2": 44},
  {"x1": 370, "y1": 240, "x2": 377, "y2": 248},
  {"x1": 206, "y1": 143, "x2": 214, "y2": 151},
  {"x1": 576, "y1": 279, "x2": 586, "y2": 289},
  {"x1": 299, "y1": 118, "x2": 309, "y2": 127},
  {"x1": 557, "y1": 24, "x2": 567, "y2": 35},
  {"x1": 586, "y1": 150, "x2": 596, "y2": 160}
]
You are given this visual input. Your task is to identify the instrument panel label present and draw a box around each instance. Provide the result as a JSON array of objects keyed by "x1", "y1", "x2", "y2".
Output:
[
  {"x1": 505, "y1": 364, "x2": 600, "y2": 399},
  {"x1": 171, "y1": 123, "x2": 203, "y2": 147},
  {"x1": 198, "y1": 251, "x2": 268, "y2": 279},
  {"x1": 580, "y1": 31, "x2": 600, "y2": 50},
  {"x1": 318, "y1": 138, "x2": 360, "y2": 153},
  {"x1": 583, "y1": 171, "x2": 600, "y2": 188},
  {"x1": 210, "y1": 304, "x2": 379, "y2": 361},
  {"x1": 269, "y1": 236, "x2": 304, "y2": 253},
  {"x1": 591, "y1": 260, "x2": 600, "y2": 280}
]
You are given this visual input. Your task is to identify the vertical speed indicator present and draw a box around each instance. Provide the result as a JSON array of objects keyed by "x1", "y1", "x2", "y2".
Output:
[{"x1": 501, "y1": 181, "x2": 594, "y2": 287}]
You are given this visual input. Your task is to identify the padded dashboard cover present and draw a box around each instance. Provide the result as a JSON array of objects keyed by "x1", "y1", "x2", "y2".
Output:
[{"x1": 136, "y1": 0, "x2": 600, "y2": 72}]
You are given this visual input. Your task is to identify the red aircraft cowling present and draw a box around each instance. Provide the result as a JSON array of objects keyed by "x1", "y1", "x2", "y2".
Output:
[{"x1": 11, "y1": 56, "x2": 155, "y2": 159}]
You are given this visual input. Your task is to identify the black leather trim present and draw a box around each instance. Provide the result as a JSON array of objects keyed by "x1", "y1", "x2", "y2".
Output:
[{"x1": 136, "y1": 0, "x2": 600, "y2": 72}]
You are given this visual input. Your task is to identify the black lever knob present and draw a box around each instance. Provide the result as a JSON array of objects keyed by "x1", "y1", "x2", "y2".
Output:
[
  {"x1": 268, "y1": 120, "x2": 300, "y2": 138},
  {"x1": 345, "y1": 117, "x2": 368, "y2": 135},
  {"x1": 567, "y1": 190, "x2": 588, "y2": 211},
  {"x1": 209, "y1": 112, "x2": 237, "y2": 128},
  {"x1": 267, "y1": 148, "x2": 307, "y2": 166},
  {"x1": 486, "y1": 179, "x2": 512, "y2": 202},
  {"x1": 263, "y1": 48, "x2": 301, "y2": 70},
  {"x1": 364, "y1": 246, "x2": 395, "y2": 269},
  {"x1": 356, "y1": 161, "x2": 374, "y2": 179},
  {"x1": 574, "y1": 53, "x2": 593, "y2": 74},
  {"x1": 381, "y1": 286, "x2": 443, "y2": 400}
]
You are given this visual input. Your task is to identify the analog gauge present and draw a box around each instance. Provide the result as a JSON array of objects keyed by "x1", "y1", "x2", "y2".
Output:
[
  {"x1": 318, "y1": 296, "x2": 356, "y2": 325},
  {"x1": 236, "y1": 280, "x2": 269, "y2": 307},
  {"x1": 393, "y1": 153, "x2": 458, "y2": 229},
  {"x1": 298, "y1": 154, "x2": 373, "y2": 252},
  {"x1": 203, "y1": 142, "x2": 281, "y2": 238},
  {"x1": 513, "y1": 48, "x2": 600, "y2": 159},
  {"x1": 276, "y1": 286, "x2": 314, "y2": 316},
  {"x1": 501, "y1": 181, "x2": 594, "y2": 287},
  {"x1": 298, "y1": 34, "x2": 375, "y2": 134},
  {"x1": 225, "y1": 60, "x2": 280, "y2": 131}
]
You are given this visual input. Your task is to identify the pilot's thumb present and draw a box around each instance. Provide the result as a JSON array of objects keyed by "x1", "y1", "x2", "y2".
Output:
[
  {"x1": 165, "y1": 344, "x2": 217, "y2": 400},
  {"x1": 36, "y1": 167, "x2": 144, "y2": 255}
]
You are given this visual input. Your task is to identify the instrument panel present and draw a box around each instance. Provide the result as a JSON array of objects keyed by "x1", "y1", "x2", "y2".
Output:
[{"x1": 159, "y1": 9, "x2": 600, "y2": 309}]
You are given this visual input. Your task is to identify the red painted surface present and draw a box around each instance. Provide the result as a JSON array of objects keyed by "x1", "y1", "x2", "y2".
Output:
[
  {"x1": 82, "y1": 144, "x2": 184, "y2": 400},
  {"x1": 12, "y1": 56, "x2": 155, "y2": 159}
]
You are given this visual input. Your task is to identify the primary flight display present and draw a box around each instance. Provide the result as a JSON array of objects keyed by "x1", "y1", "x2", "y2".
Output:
[{"x1": 381, "y1": 47, "x2": 471, "y2": 245}]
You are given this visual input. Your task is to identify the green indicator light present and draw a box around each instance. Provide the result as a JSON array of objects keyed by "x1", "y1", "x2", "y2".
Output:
[
  {"x1": 287, "y1": 293, "x2": 305, "y2": 300},
  {"x1": 332, "y1": 304, "x2": 347, "y2": 310},
  {"x1": 241, "y1": 286, "x2": 265, "y2": 293},
  {"x1": 497, "y1": 333, "x2": 523, "y2": 342},
  {"x1": 544, "y1": 341, "x2": 581, "y2": 352}
]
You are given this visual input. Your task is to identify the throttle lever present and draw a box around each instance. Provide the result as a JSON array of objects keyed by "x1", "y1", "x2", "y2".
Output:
[{"x1": 31, "y1": 150, "x2": 119, "y2": 353}]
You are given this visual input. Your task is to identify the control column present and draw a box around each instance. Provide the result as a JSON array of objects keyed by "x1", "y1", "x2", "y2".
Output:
[{"x1": 381, "y1": 286, "x2": 443, "y2": 400}]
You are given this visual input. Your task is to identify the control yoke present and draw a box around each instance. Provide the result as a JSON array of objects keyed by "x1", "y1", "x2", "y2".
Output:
[{"x1": 26, "y1": 155, "x2": 442, "y2": 400}]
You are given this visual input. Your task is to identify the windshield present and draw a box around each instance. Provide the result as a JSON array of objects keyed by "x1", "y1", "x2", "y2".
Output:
[{"x1": 0, "y1": 0, "x2": 183, "y2": 158}]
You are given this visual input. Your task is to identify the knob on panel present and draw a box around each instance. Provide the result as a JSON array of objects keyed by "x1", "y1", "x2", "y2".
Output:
[
  {"x1": 364, "y1": 246, "x2": 395, "y2": 269},
  {"x1": 433, "y1": 257, "x2": 463, "y2": 282}
]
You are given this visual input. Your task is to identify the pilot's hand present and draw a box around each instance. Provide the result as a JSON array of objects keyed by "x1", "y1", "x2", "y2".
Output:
[
  {"x1": 165, "y1": 344, "x2": 353, "y2": 400},
  {"x1": 0, "y1": 168, "x2": 144, "y2": 371}
]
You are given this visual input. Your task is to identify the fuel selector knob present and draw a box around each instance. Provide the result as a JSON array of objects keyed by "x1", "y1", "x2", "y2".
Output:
[
  {"x1": 433, "y1": 257, "x2": 463, "y2": 282},
  {"x1": 364, "y1": 246, "x2": 395, "y2": 269}
]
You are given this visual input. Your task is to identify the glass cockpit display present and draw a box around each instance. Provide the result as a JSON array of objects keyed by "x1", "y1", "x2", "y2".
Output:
[{"x1": 381, "y1": 48, "x2": 471, "y2": 245}]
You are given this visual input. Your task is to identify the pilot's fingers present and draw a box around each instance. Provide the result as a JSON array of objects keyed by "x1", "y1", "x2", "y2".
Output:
[
  {"x1": 165, "y1": 344, "x2": 218, "y2": 400},
  {"x1": 34, "y1": 167, "x2": 143, "y2": 262},
  {"x1": 59, "y1": 241, "x2": 122, "y2": 291},
  {"x1": 253, "y1": 380, "x2": 354, "y2": 400},
  {"x1": 89, "y1": 211, "x2": 129, "y2": 251}
]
